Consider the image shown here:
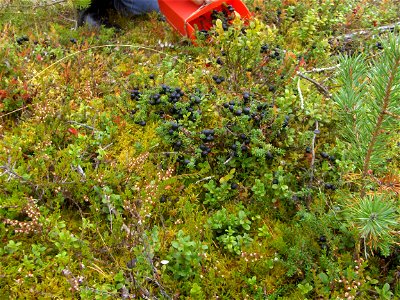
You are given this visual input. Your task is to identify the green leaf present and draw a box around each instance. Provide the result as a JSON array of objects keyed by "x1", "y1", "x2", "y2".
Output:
[
  {"x1": 318, "y1": 272, "x2": 329, "y2": 284},
  {"x1": 219, "y1": 168, "x2": 235, "y2": 184},
  {"x1": 114, "y1": 271, "x2": 125, "y2": 283},
  {"x1": 171, "y1": 241, "x2": 179, "y2": 249},
  {"x1": 298, "y1": 283, "x2": 313, "y2": 295}
]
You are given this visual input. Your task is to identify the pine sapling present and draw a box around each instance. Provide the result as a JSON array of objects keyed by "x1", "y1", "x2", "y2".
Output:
[{"x1": 334, "y1": 33, "x2": 400, "y2": 195}]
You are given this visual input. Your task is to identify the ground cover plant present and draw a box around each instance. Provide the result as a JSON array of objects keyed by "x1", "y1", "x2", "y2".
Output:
[{"x1": 0, "y1": 0, "x2": 400, "y2": 299}]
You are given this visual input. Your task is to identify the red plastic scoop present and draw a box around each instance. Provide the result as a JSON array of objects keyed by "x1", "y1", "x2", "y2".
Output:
[{"x1": 158, "y1": 0, "x2": 252, "y2": 40}]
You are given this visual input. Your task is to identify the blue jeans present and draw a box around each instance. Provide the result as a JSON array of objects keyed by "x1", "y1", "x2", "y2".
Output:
[{"x1": 114, "y1": 0, "x2": 160, "y2": 15}]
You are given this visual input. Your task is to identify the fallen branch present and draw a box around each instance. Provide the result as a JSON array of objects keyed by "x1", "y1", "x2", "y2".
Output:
[
  {"x1": 334, "y1": 21, "x2": 400, "y2": 41},
  {"x1": 303, "y1": 65, "x2": 339, "y2": 73},
  {"x1": 0, "y1": 157, "x2": 36, "y2": 189},
  {"x1": 297, "y1": 72, "x2": 332, "y2": 98},
  {"x1": 67, "y1": 120, "x2": 98, "y2": 131}
]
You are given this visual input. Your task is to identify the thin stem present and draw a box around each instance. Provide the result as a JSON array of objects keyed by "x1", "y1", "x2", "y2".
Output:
[
  {"x1": 195, "y1": 176, "x2": 215, "y2": 184},
  {"x1": 384, "y1": 110, "x2": 400, "y2": 120},
  {"x1": 310, "y1": 121, "x2": 319, "y2": 185},
  {"x1": 0, "y1": 158, "x2": 36, "y2": 189},
  {"x1": 297, "y1": 76, "x2": 304, "y2": 109}
]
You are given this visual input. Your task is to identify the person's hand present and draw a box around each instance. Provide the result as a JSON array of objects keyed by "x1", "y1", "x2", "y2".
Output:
[{"x1": 191, "y1": 0, "x2": 215, "y2": 5}]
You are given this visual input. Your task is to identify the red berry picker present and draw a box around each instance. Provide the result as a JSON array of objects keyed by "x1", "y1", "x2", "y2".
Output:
[{"x1": 77, "y1": 0, "x2": 251, "y2": 41}]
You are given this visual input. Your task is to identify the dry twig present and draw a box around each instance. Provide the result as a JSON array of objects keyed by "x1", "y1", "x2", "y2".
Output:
[{"x1": 297, "y1": 72, "x2": 332, "y2": 98}]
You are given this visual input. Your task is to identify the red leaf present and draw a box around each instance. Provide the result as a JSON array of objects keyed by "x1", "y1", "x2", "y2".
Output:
[
  {"x1": 299, "y1": 56, "x2": 306, "y2": 67},
  {"x1": 0, "y1": 90, "x2": 7, "y2": 100},
  {"x1": 67, "y1": 127, "x2": 79, "y2": 136}
]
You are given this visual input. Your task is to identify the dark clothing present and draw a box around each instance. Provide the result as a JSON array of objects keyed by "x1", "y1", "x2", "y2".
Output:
[
  {"x1": 114, "y1": 0, "x2": 160, "y2": 15},
  {"x1": 78, "y1": 0, "x2": 160, "y2": 27}
]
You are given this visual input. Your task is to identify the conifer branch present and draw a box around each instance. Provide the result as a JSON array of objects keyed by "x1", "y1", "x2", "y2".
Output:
[
  {"x1": 361, "y1": 55, "x2": 400, "y2": 192},
  {"x1": 335, "y1": 34, "x2": 400, "y2": 196}
]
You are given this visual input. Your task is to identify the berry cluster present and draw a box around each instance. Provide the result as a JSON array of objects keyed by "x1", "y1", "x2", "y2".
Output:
[
  {"x1": 130, "y1": 88, "x2": 142, "y2": 101},
  {"x1": 197, "y1": 3, "x2": 237, "y2": 37},
  {"x1": 210, "y1": 4, "x2": 236, "y2": 30},
  {"x1": 16, "y1": 35, "x2": 29, "y2": 45},
  {"x1": 212, "y1": 75, "x2": 225, "y2": 84},
  {"x1": 127, "y1": 70, "x2": 293, "y2": 179},
  {"x1": 221, "y1": 92, "x2": 271, "y2": 127}
]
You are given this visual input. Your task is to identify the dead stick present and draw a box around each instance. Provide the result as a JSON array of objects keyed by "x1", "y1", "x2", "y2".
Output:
[
  {"x1": 297, "y1": 72, "x2": 332, "y2": 98},
  {"x1": 335, "y1": 21, "x2": 400, "y2": 41}
]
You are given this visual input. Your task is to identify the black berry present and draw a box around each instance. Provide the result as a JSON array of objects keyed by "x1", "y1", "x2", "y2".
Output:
[
  {"x1": 235, "y1": 109, "x2": 242, "y2": 116},
  {"x1": 321, "y1": 152, "x2": 329, "y2": 159},
  {"x1": 16, "y1": 36, "x2": 29, "y2": 45},
  {"x1": 376, "y1": 42, "x2": 384, "y2": 50},
  {"x1": 242, "y1": 92, "x2": 250, "y2": 102},
  {"x1": 206, "y1": 135, "x2": 214, "y2": 141}
]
